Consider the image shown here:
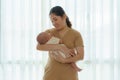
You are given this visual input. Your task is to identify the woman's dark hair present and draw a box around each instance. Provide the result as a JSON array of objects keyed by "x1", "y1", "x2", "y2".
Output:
[{"x1": 49, "y1": 6, "x2": 72, "y2": 28}]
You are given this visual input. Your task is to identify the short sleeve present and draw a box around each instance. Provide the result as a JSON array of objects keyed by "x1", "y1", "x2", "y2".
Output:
[{"x1": 74, "y1": 32, "x2": 84, "y2": 47}]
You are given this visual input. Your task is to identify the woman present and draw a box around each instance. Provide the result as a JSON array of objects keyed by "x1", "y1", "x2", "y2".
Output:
[{"x1": 37, "y1": 6, "x2": 84, "y2": 80}]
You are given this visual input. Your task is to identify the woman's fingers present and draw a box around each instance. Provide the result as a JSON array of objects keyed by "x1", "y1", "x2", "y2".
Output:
[{"x1": 69, "y1": 49, "x2": 76, "y2": 56}]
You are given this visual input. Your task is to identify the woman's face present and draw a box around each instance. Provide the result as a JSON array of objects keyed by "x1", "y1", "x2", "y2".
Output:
[{"x1": 50, "y1": 13, "x2": 66, "y2": 30}]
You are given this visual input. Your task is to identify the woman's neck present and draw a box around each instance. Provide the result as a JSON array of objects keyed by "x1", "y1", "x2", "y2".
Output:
[
  {"x1": 58, "y1": 25, "x2": 69, "y2": 33},
  {"x1": 57, "y1": 26, "x2": 69, "y2": 38}
]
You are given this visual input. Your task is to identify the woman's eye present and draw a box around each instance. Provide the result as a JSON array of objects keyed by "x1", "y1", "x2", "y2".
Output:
[
  {"x1": 53, "y1": 17, "x2": 57, "y2": 21},
  {"x1": 54, "y1": 19, "x2": 57, "y2": 21}
]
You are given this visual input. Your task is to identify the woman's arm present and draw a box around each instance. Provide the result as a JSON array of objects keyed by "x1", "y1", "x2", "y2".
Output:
[
  {"x1": 36, "y1": 43, "x2": 72, "y2": 55},
  {"x1": 65, "y1": 47, "x2": 84, "y2": 63},
  {"x1": 52, "y1": 46, "x2": 84, "y2": 63},
  {"x1": 37, "y1": 43, "x2": 62, "y2": 51}
]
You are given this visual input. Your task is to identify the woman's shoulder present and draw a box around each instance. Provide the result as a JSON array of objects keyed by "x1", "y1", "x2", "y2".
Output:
[{"x1": 69, "y1": 28, "x2": 81, "y2": 36}]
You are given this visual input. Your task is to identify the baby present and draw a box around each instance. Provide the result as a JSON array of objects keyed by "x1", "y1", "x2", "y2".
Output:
[{"x1": 37, "y1": 32, "x2": 81, "y2": 72}]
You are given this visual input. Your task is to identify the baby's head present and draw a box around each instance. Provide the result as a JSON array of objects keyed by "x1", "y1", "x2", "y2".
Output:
[{"x1": 37, "y1": 32, "x2": 52, "y2": 44}]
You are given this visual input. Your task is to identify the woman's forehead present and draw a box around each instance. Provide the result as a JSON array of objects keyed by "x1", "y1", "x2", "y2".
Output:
[{"x1": 50, "y1": 14, "x2": 59, "y2": 18}]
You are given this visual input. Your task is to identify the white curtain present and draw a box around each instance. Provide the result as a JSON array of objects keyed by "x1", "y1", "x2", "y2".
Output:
[{"x1": 0, "y1": 0, "x2": 120, "y2": 80}]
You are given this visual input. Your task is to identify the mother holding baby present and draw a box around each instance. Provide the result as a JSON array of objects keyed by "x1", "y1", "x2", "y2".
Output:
[{"x1": 37, "y1": 6, "x2": 84, "y2": 80}]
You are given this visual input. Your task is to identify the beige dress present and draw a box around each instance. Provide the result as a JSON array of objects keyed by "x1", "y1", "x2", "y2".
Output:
[{"x1": 43, "y1": 28, "x2": 84, "y2": 80}]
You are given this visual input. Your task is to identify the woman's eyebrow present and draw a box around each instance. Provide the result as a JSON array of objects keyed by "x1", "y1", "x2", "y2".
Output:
[{"x1": 52, "y1": 17, "x2": 56, "y2": 19}]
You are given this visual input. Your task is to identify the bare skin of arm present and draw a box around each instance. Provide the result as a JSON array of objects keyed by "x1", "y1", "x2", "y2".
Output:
[
  {"x1": 52, "y1": 47, "x2": 84, "y2": 63},
  {"x1": 36, "y1": 43, "x2": 72, "y2": 55},
  {"x1": 65, "y1": 47, "x2": 84, "y2": 63},
  {"x1": 37, "y1": 43, "x2": 61, "y2": 51},
  {"x1": 37, "y1": 43, "x2": 84, "y2": 63}
]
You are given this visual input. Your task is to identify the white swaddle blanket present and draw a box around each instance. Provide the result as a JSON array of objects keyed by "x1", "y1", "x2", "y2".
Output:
[{"x1": 46, "y1": 37, "x2": 69, "y2": 58}]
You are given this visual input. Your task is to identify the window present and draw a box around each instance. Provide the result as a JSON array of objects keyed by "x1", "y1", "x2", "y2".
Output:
[{"x1": 0, "y1": 0, "x2": 120, "y2": 80}]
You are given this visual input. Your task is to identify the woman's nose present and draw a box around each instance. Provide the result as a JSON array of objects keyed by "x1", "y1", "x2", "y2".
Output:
[{"x1": 52, "y1": 21, "x2": 56, "y2": 25}]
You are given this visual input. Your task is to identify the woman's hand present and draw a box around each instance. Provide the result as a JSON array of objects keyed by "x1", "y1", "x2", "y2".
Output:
[
  {"x1": 69, "y1": 49, "x2": 76, "y2": 57},
  {"x1": 59, "y1": 46, "x2": 76, "y2": 57},
  {"x1": 50, "y1": 49, "x2": 76, "y2": 63},
  {"x1": 52, "y1": 47, "x2": 84, "y2": 63},
  {"x1": 65, "y1": 47, "x2": 84, "y2": 63}
]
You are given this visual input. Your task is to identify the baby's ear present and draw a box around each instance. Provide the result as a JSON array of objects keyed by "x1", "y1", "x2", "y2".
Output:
[
  {"x1": 49, "y1": 33, "x2": 53, "y2": 36},
  {"x1": 48, "y1": 33, "x2": 52, "y2": 38}
]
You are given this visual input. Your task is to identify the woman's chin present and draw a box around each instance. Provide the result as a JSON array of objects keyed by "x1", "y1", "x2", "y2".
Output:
[{"x1": 55, "y1": 26, "x2": 60, "y2": 30}]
